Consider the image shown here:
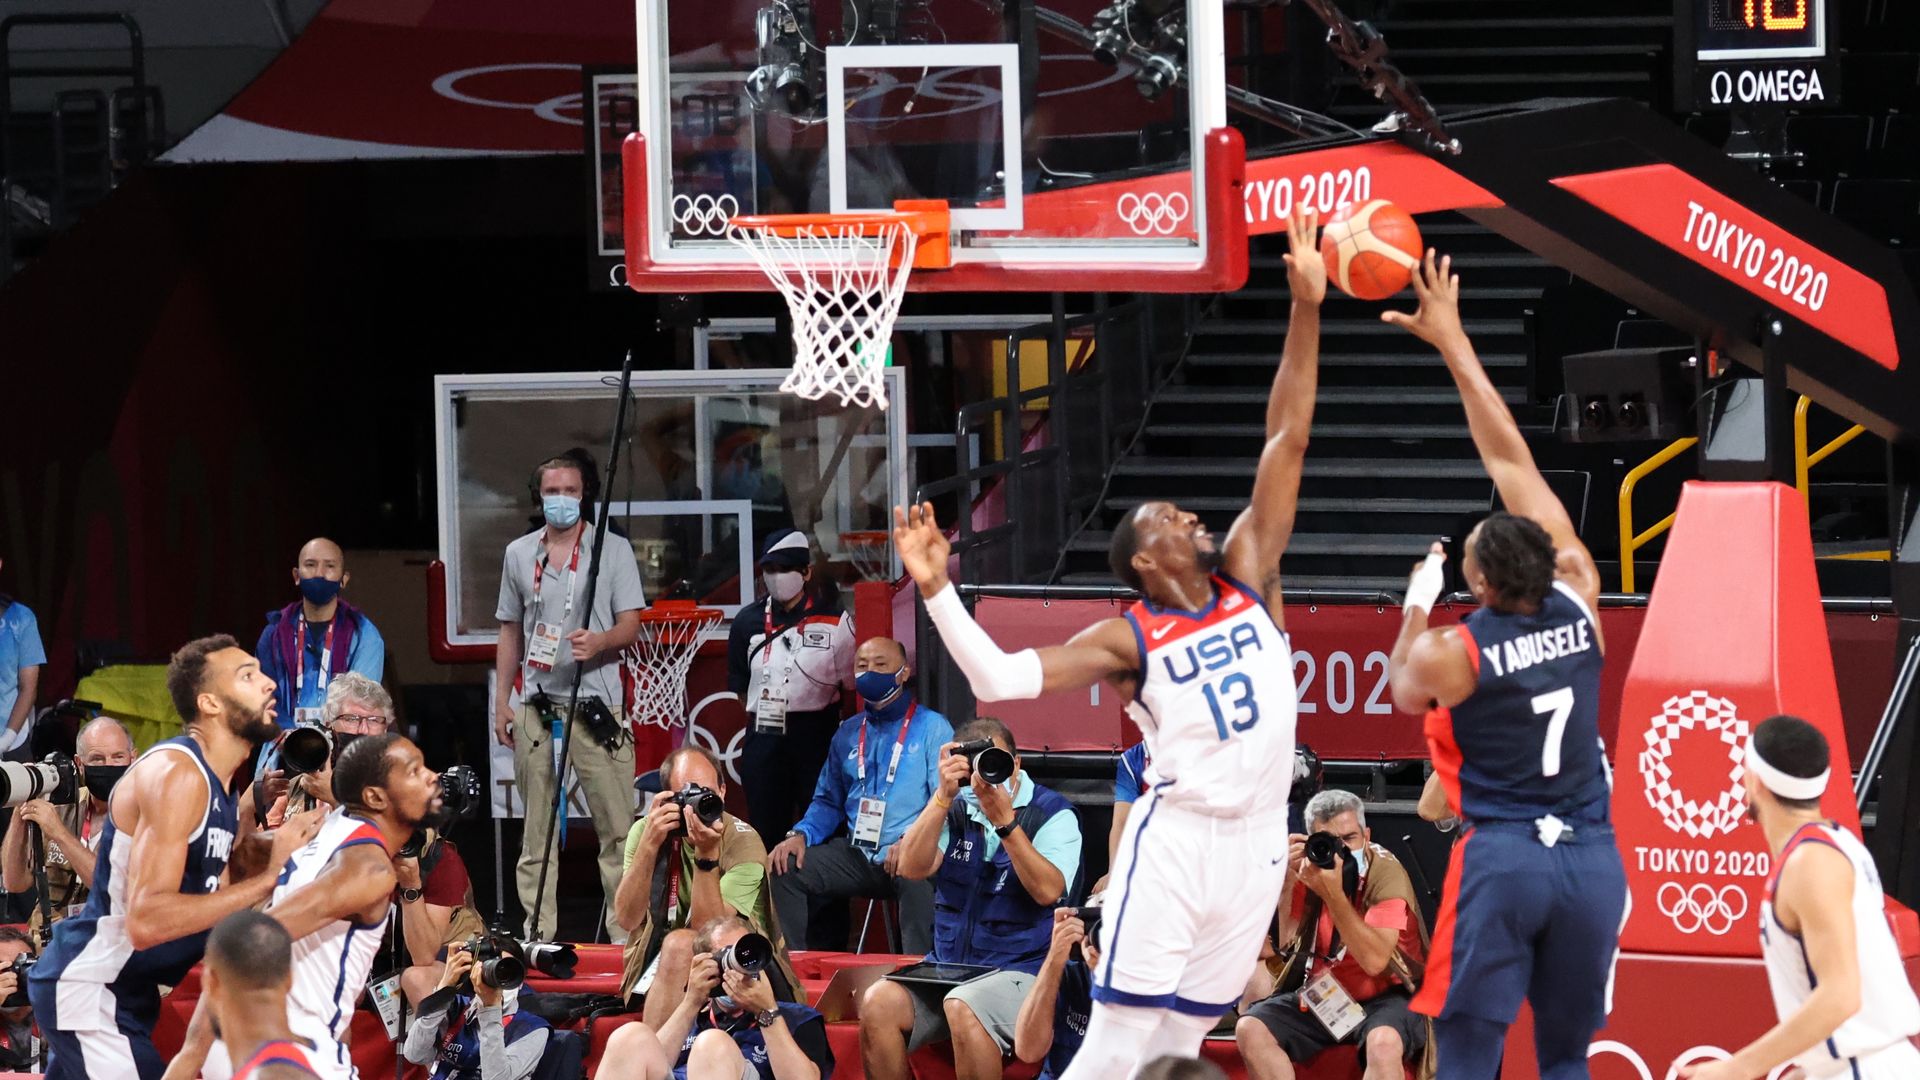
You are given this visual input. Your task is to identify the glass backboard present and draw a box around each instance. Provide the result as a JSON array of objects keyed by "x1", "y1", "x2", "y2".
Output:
[{"x1": 435, "y1": 368, "x2": 908, "y2": 647}]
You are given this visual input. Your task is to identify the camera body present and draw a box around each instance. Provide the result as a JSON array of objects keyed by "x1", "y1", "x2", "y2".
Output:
[
  {"x1": 951, "y1": 739, "x2": 1015, "y2": 785},
  {"x1": 672, "y1": 783, "x2": 725, "y2": 833},
  {"x1": 462, "y1": 933, "x2": 526, "y2": 991},
  {"x1": 0, "y1": 753, "x2": 76, "y2": 807},
  {"x1": 1, "y1": 952, "x2": 32, "y2": 1008},
  {"x1": 712, "y1": 931, "x2": 772, "y2": 993},
  {"x1": 1303, "y1": 831, "x2": 1344, "y2": 870},
  {"x1": 398, "y1": 765, "x2": 485, "y2": 858}
]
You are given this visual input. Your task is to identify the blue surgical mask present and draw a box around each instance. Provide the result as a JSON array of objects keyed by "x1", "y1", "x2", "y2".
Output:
[
  {"x1": 856, "y1": 669, "x2": 906, "y2": 712},
  {"x1": 542, "y1": 494, "x2": 582, "y2": 529},
  {"x1": 298, "y1": 576, "x2": 342, "y2": 605}
]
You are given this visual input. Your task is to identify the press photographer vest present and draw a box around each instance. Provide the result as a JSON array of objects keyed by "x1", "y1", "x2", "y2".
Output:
[{"x1": 931, "y1": 787, "x2": 1076, "y2": 973}]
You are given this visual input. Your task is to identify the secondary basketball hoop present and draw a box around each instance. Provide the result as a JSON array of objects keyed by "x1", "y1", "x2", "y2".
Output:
[
  {"x1": 839, "y1": 530, "x2": 894, "y2": 583},
  {"x1": 728, "y1": 200, "x2": 951, "y2": 410},
  {"x1": 624, "y1": 600, "x2": 724, "y2": 730}
]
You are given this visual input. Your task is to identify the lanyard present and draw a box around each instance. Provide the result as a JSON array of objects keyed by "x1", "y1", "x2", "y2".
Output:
[
  {"x1": 761, "y1": 596, "x2": 810, "y2": 662},
  {"x1": 665, "y1": 841, "x2": 686, "y2": 918},
  {"x1": 293, "y1": 618, "x2": 336, "y2": 701},
  {"x1": 532, "y1": 532, "x2": 584, "y2": 622},
  {"x1": 855, "y1": 703, "x2": 916, "y2": 794}
]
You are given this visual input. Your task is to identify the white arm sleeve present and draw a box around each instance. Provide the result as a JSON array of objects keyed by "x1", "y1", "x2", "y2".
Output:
[
  {"x1": 924, "y1": 585, "x2": 1045, "y2": 702},
  {"x1": 1403, "y1": 552, "x2": 1446, "y2": 616}
]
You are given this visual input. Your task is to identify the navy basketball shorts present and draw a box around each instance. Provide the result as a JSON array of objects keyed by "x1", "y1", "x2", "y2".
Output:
[{"x1": 1412, "y1": 820, "x2": 1627, "y2": 1033}]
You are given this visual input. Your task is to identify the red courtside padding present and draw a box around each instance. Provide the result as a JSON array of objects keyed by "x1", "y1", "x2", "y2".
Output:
[{"x1": 1500, "y1": 481, "x2": 1920, "y2": 1080}]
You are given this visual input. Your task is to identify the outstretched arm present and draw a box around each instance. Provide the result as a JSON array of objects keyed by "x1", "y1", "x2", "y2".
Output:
[
  {"x1": 1223, "y1": 210, "x2": 1325, "y2": 605},
  {"x1": 895, "y1": 504, "x2": 1139, "y2": 700},
  {"x1": 1383, "y1": 251, "x2": 1602, "y2": 613}
]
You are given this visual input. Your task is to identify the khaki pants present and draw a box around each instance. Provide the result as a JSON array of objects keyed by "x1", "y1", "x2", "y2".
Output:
[{"x1": 513, "y1": 699, "x2": 636, "y2": 941}]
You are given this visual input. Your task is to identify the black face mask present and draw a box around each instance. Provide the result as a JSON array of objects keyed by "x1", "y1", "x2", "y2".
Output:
[
  {"x1": 331, "y1": 731, "x2": 363, "y2": 765},
  {"x1": 83, "y1": 765, "x2": 128, "y2": 802}
]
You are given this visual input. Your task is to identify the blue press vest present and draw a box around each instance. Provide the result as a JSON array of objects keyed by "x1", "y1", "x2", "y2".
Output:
[
  {"x1": 430, "y1": 999, "x2": 549, "y2": 1080},
  {"x1": 931, "y1": 785, "x2": 1077, "y2": 973}
]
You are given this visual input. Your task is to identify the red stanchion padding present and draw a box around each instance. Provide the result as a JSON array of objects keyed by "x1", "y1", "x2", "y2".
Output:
[
  {"x1": 1610, "y1": 481, "x2": 1864, "y2": 957},
  {"x1": 853, "y1": 580, "x2": 894, "y2": 648}
]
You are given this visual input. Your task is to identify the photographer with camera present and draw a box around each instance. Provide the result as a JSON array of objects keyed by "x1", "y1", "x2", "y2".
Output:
[
  {"x1": 401, "y1": 937, "x2": 550, "y2": 1080},
  {"x1": 2, "y1": 717, "x2": 133, "y2": 935},
  {"x1": 495, "y1": 452, "x2": 646, "y2": 942},
  {"x1": 598, "y1": 914, "x2": 834, "y2": 1080},
  {"x1": 860, "y1": 717, "x2": 1083, "y2": 1080},
  {"x1": 1236, "y1": 790, "x2": 1430, "y2": 1080},
  {"x1": 616, "y1": 745, "x2": 800, "y2": 1027},
  {"x1": 1013, "y1": 905, "x2": 1102, "y2": 1080},
  {"x1": 268, "y1": 673, "x2": 394, "y2": 820},
  {"x1": 0, "y1": 926, "x2": 38, "y2": 1070},
  {"x1": 768, "y1": 637, "x2": 949, "y2": 953}
]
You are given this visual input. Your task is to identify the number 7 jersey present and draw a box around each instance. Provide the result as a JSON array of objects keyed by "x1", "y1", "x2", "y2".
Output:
[{"x1": 1122, "y1": 575, "x2": 1298, "y2": 818}]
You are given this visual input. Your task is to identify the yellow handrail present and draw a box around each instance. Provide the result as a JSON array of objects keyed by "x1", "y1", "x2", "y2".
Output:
[
  {"x1": 1618, "y1": 436, "x2": 1698, "y2": 594},
  {"x1": 1794, "y1": 395, "x2": 1866, "y2": 500}
]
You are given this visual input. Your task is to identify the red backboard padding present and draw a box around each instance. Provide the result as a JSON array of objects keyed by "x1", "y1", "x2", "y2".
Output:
[{"x1": 1610, "y1": 481, "x2": 1875, "y2": 957}]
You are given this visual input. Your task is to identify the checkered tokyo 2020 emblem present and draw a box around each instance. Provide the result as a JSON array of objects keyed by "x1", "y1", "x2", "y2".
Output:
[{"x1": 1637, "y1": 690, "x2": 1750, "y2": 838}]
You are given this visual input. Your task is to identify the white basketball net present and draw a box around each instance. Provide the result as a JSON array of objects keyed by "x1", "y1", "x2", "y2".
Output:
[
  {"x1": 623, "y1": 613, "x2": 720, "y2": 730},
  {"x1": 727, "y1": 220, "x2": 917, "y2": 410},
  {"x1": 841, "y1": 533, "x2": 892, "y2": 582}
]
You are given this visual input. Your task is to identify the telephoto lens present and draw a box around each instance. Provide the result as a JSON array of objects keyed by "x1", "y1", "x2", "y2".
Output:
[
  {"x1": 714, "y1": 932, "x2": 772, "y2": 977},
  {"x1": 951, "y1": 739, "x2": 1015, "y2": 785},
  {"x1": 1304, "y1": 831, "x2": 1344, "y2": 870},
  {"x1": 464, "y1": 934, "x2": 526, "y2": 991},
  {"x1": 0, "y1": 754, "x2": 76, "y2": 807},
  {"x1": 277, "y1": 725, "x2": 332, "y2": 776}
]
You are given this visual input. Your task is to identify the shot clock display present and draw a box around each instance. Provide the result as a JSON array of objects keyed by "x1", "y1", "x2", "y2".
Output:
[
  {"x1": 1696, "y1": 0, "x2": 1825, "y2": 61},
  {"x1": 1675, "y1": 0, "x2": 1834, "y2": 110}
]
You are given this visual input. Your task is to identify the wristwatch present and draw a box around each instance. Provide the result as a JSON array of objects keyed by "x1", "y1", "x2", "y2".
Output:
[
  {"x1": 399, "y1": 887, "x2": 424, "y2": 904},
  {"x1": 993, "y1": 821, "x2": 1018, "y2": 840},
  {"x1": 694, "y1": 857, "x2": 721, "y2": 872},
  {"x1": 755, "y1": 1007, "x2": 782, "y2": 1028}
]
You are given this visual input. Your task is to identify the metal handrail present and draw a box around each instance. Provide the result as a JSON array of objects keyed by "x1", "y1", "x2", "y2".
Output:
[
  {"x1": 1617, "y1": 436, "x2": 1698, "y2": 593},
  {"x1": 1857, "y1": 633, "x2": 1920, "y2": 816},
  {"x1": 1793, "y1": 394, "x2": 1867, "y2": 501}
]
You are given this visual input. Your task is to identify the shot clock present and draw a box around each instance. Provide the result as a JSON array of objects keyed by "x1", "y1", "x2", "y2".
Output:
[{"x1": 1674, "y1": 0, "x2": 1837, "y2": 111}]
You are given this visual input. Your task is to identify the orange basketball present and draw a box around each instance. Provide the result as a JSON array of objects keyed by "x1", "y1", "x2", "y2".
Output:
[{"x1": 1319, "y1": 200, "x2": 1424, "y2": 301}]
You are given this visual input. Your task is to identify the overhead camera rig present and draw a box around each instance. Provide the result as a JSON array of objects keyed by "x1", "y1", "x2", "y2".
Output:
[
  {"x1": 1292, "y1": 0, "x2": 1456, "y2": 154},
  {"x1": 746, "y1": 0, "x2": 940, "y2": 119}
]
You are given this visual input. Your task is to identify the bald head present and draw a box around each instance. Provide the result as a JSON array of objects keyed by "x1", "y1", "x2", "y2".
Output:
[
  {"x1": 855, "y1": 637, "x2": 908, "y2": 673},
  {"x1": 294, "y1": 537, "x2": 349, "y2": 598},
  {"x1": 76, "y1": 717, "x2": 134, "y2": 764},
  {"x1": 298, "y1": 537, "x2": 345, "y2": 571}
]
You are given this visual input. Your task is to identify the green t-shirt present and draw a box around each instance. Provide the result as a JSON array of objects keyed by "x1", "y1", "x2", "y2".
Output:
[{"x1": 623, "y1": 816, "x2": 769, "y2": 932}]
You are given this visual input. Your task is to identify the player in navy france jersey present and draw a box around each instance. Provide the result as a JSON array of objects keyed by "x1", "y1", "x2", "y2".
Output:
[
  {"x1": 29, "y1": 635, "x2": 324, "y2": 1080},
  {"x1": 1383, "y1": 252, "x2": 1627, "y2": 1080}
]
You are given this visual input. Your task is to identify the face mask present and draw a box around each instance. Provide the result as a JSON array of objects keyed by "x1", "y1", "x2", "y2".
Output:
[
  {"x1": 1349, "y1": 845, "x2": 1369, "y2": 877},
  {"x1": 83, "y1": 764, "x2": 128, "y2": 802},
  {"x1": 298, "y1": 576, "x2": 342, "y2": 605},
  {"x1": 763, "y1": 570, "x2": 805, "y2": 603},
  {"x1": 855, "y1": 669, "x2": 906, "y2": 710},
  {"x1": 542, "y1": 494, "x2": 582, "y2": 529},
  {"x1": 331, "y1": 730, "x2": 363, "y2": 765}
]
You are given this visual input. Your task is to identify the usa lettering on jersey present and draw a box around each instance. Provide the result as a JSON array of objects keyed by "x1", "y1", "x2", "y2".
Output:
[
  {"x1": 1480, "y1": 619, "x2": 1593, "y2": 678},
  {"x1": 1159, "y1": 623, "x2": 1266, "y2": 683}
]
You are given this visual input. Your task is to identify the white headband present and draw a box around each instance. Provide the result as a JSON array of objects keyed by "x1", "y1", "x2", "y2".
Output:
[{"x1": 1745, "y1": 739, "x2": 1830, "y2": 802}]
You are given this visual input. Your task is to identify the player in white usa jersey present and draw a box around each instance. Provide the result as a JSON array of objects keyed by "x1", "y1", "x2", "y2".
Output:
[
  {"x1": 893, "y1": 209, "x2": 1325, "y2": 1077},
  {"x1": 164, "y1": 733, "x2": 444, "y2": 1080},
  {"x1": 1679, "y1": 716, "x2": 1920, "y2": 1080}
]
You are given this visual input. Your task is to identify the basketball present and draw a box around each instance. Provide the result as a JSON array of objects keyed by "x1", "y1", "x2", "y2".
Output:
[{"x1": 1319, "y1": 199, "x2": 1425, "y2": 300}]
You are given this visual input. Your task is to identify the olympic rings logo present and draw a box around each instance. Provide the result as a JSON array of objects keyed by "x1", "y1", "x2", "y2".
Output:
[
  {"x1": 671, "y1": 193, "x2": 741, "y2": 237},
  {"x1": 687, "y1": 691, "x2": 748, "y2": 785},
  {"x1": 1116, "y1": 191, "x2": 1190, "y2": 236},
  {"x1": 1656, "y1": 881, "x2": 1749, "y2": 936}
]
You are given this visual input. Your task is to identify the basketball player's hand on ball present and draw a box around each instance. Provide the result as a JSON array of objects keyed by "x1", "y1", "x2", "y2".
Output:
[
  {"x1": 893, "y1": 502, "x2": 951, "y2": 596},
  {"x1": 1380, "y1": 249, "x2": 1466, "y2": 351},
  {"x1": 1282, "y1": 208, "x2": 1326, "y2": 307}
]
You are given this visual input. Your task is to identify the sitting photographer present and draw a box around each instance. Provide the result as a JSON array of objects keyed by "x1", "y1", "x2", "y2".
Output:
[
  {"x1": 1236, "y1": 790, "x2": 1430, "y2": 1080},
  {"x1": 615, "y1": 745, "x2": 799, "y2": 1027},
  {"x1": 402, "y1": 938, "x2": 550, "y2": 1080},
  {"x1": 1012, "y1": 905, "x2": 1101, "y2": 1080},
  {"x1": 597, "y1": 914, "x2": 834, "y2": 1080},
  {"x1": 1, "y1": 717, "x2": 134, "y2": 935},
  {"x1": 0, "y1": 926, "x2": 36, "y2": 1070},
  {"x1": 860, "y1": 717, "x2": 1083, "y2": 1080}
]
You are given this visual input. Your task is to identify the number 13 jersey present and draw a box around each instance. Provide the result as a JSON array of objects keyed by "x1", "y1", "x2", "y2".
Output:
[
  {"x1": 1429, "y1": 580, "x2": 1610, "y2": 824},
  {"x1": 1123, "y1": 575, "x2": 1298, "y2": 818}
]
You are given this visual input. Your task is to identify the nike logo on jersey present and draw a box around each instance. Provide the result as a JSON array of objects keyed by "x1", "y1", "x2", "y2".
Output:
[
  {"x1": 1480, "y1": 619, "x2": 1594, "y2": 678},
  {"x1": 1151, "y1": 623, "x2": 1174, "y2": 641}
]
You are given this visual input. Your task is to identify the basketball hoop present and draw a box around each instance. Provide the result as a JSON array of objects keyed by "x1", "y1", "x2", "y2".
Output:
[
  {"x1": 839, "y1": 530, "x2": 894, "y2": 583},
  {"x1": 728, "y1": 200, "x2": 950, "y2": 411},
  {"x1": 624, "y1": 601, "x2": 724, "y2": 730}
]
